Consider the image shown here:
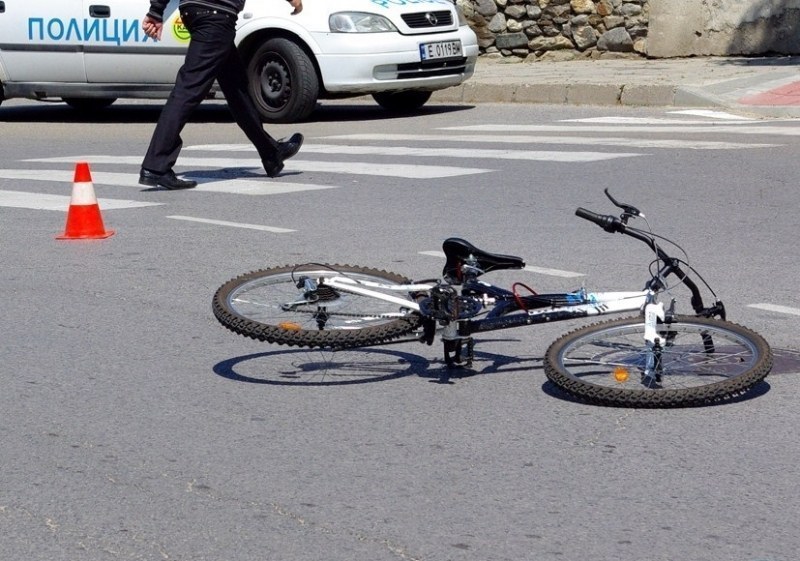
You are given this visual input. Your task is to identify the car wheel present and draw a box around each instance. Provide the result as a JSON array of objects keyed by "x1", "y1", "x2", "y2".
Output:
[
  {"x1": 246, "y1": 38, "x2": 318, "y2": 123},
  {"x1": 372, "y1": 91, "x2": 432, "y2": 113},
  {"x1": 63, "y1": 98, "x2": 117, "y2": 111}
]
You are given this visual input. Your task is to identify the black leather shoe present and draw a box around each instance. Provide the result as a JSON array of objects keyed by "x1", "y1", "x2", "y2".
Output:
[
  {"x1": 262, "y1": 132, "x2": 303, "y2": 178},
  {"x1": 139, "y1": 168, "x2": 197, "y2": 190},
  {"x1": 278, "y1": 132, "x2": 304, "y2": 161}
]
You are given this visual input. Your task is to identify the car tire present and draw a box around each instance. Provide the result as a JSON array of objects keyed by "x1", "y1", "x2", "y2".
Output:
[
  {"x1": 372, "y1": 91, "x2": 432, "y2": 113},
  {"x1": 246, "y1": 38, "x2": 319, "y2": 123},
  {"x1": 63, "y1": 98, "x2": 117, "y2": 111}
]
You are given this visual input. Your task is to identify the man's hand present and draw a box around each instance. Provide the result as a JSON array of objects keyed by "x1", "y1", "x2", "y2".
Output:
[
  {"x1": 142, "y1": 15, "x2": 163, "y2": 41},
  {"x1": 288, "y1": 0, "x2": 303, "y2": 15}
]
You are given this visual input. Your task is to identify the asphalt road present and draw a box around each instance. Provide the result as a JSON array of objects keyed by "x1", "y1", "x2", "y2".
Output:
[{"x1": 2, "y1": 98, "x2": 799, "y2": 561}]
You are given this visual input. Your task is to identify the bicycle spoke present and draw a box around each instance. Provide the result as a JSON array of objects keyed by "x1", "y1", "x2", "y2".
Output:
[
  {"x1": 544, "y1": 316, "x2": 771, "y2": 406},
  {"x1": 214, "y1": 265, "x2": 422, "y2": 348}
]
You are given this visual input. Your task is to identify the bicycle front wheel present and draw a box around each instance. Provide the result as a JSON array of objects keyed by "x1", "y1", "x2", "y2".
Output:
[
  {"x1": 544, "y1": 316, "x2": 772, "y2": 407},
  {"x1": 213, "y1": 264, "x2": 423, "y2": 349}
]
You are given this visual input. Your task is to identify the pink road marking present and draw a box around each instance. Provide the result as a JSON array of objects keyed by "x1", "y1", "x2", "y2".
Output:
[{"x1": 738, "y1": 81, "x2": 800, "y2": 106}]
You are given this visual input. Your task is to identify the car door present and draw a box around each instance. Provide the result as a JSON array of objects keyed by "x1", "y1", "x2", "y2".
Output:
[
  {"x1": 0, "y1": 0, "x2": 86, "y2": 82},
  {"x1": 82, "y1": 0, "x2": 187, "y2": 83}
]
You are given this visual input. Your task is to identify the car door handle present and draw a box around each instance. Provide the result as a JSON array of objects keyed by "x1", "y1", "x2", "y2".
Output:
[
  {"x1": 0, "y1": 2, "x2": 6, "y2": 14},
  {"x1": 89, "y1": 5, "x2": 111, "y2": 18}
]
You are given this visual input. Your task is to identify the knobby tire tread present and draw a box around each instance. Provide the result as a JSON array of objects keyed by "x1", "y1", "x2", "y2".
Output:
[
  {"x1": 213, "y1": 265, "x2": 422, "y2": 349},
  {"x1": 544, "y1": 315, "x2": 772, "y2": 408}
]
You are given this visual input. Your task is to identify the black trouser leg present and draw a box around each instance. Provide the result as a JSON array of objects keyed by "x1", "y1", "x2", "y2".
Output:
[
  {"x1": 142, "y1": 11, "x2": 234, "y2": 173},
  {"x1": 216, "y1": 47, "x2": 280, "y2": 161}
]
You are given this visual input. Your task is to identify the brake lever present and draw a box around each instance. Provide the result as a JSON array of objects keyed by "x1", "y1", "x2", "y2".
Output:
[{"x1": 604, "y1": 188, "x2": 644, "y2": 219}]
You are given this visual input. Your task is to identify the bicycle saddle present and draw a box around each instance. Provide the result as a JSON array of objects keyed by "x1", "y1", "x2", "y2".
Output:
[{"x1": 442, "y1": 238, "x2": 526, "y2": 281}]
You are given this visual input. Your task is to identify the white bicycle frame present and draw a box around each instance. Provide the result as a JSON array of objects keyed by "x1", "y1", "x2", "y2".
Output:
[{"x1": 324, "y1": 275, "x2": 653, "y2": 321}]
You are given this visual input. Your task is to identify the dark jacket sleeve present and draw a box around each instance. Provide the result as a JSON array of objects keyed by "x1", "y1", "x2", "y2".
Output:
[{"x1": 147, "y1": 0, "x2": 172, "y2": 22}]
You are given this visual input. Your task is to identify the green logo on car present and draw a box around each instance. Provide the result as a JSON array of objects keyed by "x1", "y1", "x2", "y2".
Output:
[{"x1": 173, "y1": 17, "x2": 190, "y2": 42}]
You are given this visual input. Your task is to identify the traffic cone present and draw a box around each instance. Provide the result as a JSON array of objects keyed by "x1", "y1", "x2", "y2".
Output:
[{"x1": 57, "y1": 162, "x2": 114, "y2": 240}]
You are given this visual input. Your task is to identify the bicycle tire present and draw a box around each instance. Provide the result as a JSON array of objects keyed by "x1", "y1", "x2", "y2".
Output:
[
  {"x1": 544, "y1": 315, "x2": 772, "y2": 407},
  {"x1": 213, "y1": 264, "x2": 423, "y2": 349}
]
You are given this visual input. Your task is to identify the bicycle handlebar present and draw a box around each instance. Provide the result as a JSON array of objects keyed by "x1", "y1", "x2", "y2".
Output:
[
  {"x1": 576, "y1": 206, "x2": 663, "y2": 259},
  {"x1": 574, "y1": 205, "x2": 719, "y2": 317},
  {"x1": 575, "y1": 207, "x2": 624, "y2": 233}
]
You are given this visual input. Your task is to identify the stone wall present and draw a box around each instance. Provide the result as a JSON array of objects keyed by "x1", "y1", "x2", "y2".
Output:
[
  {"x1": 460, "y1": 0, "x2": 800, "y2": 59},
  {"x1": 647, "y1": 0, "x2": 800, "y2": 57}
]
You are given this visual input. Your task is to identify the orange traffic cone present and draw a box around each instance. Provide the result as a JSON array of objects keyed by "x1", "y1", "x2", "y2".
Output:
[{"x1": 57, "y1": 162, "x2": 114, "y2": 240}]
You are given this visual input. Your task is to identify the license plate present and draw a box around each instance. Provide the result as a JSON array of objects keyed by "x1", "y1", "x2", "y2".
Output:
[{"x1": 419, "y1": 40, "x2": 462, "y2": 61}]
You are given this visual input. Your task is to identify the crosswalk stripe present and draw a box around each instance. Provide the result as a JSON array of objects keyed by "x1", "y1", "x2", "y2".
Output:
[
  {"x1": 319, "y1": 134, "x2": 776, "y2": 150},
  {"x1": 0, "y1": 189, "x2": 161, "y2": 211},
  {"x1": 562, "y1": 116, "x2": 759, "y2": 124},
  {"x1": 418, "y1": 251, "x2": 584, "y2": 278},
  {"x1": 26, "y1": 156, "x2": 489, "y2": 179},
  {"x1": 748, "y1": 303, "x2": 800, "y2": 317},
  {"x1": 668, "y1": 110, "x2": 759, "y2": 120},
  {"x1": 185, "y1": 143, "x2": 644, "y2": 162},
  {"x1": 443, "y1": 124, "x2": 800, "y2": 136},
  {"x1": 0, "y1": 169, "x2": 337, "y2": 195},
  {"x1": 167, "y1": 215, "x2": 294, "y2": 233}
]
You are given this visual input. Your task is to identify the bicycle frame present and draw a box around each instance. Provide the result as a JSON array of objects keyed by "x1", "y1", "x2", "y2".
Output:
[
  {"x1": 323, "y1": 275, "x2": 651, "y2": 333},
  {"x1": 466, "y1": 287, "x2": 651, "y2": 334},
  {"x1": 315, "y1": 271, "x2": 655, "y2": 370}
]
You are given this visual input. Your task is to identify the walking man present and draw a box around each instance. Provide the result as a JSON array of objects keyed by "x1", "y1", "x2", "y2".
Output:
[{"x1": 140, "y1": 0, "x2": 304, "y2": 190}]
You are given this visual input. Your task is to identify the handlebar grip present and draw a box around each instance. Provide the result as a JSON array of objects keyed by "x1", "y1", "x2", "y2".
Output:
[{"x1": 575, "y1": 207, "x2": 624, "y2": 233}]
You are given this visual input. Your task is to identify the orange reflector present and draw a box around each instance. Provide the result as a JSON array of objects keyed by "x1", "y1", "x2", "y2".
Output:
[
  {"x1": 278, "y1": 322, "x2": 302, "y2": 331},
  {"x1": 613, "y1": 367, "x2": 630, "y2": 383}
]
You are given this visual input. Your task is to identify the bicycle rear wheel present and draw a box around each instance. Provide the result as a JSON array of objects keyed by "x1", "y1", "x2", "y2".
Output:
[
  {"x1": 544, "y1": 315, "x2": 772, "y2": 407},
  {"x1": 213, "y1": 264, "x2": 423, "y2": 349}
]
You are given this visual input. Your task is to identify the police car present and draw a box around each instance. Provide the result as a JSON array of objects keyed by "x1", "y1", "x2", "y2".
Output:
[{"x1": 0, "y1": 0, "x2": 478, "y2": 122}]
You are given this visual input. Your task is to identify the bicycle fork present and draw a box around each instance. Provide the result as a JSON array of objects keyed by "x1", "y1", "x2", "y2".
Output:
[
  {"x1": 643, "y1": 299, "x2": 668, "y2": 386},
  {"x1": 643, "y1": 340, "x2": 663, "y2": 386}
]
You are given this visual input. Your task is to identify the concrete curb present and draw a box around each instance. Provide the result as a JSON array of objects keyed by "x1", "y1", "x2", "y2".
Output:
[
  {"x1": 429, "y1": 56, "x2": 800, "y2": 118},
  {"x1": 434, "y1": 83, "x2": 681, "y2": 107}
]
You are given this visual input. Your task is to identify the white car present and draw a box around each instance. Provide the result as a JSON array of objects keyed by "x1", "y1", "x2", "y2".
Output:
[{"x1": 0, "y1": 0, "x2": 479, "y2": 122}]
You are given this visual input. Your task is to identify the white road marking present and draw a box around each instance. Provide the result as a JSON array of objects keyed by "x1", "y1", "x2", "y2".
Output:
[
  {"x1": 320, "y1": 134, "x2": 776, "y2": 150},
  {"x1": 418, "y1": 251, "x2": 584, "y2": 278},
  {"x1": 0, "y1": 168, "x2": 338, "y2": 195},
  {"x1": 184, "y1": 144, "x2": 259, "y2": 152},
  {"x1": 185, "y1": 143, "x2": 644, "y2": 162},
  {"x1": 562, "y1": 115, "x2": 757, "y2": 124},
  {"x1": 443, "y1": 124, "x2": 800, "y2": 136},
  {"x1": 0, "y1": 189, "x2": 161, "y2": 211},
  {"x1": 667, "y1": 110, "x2": 758, "y2": 120},
  {"x1": 167, "y1": 215, "x2": 295, "y2": 233},
  {"x1": 748, "y1": 303, "x2": 800, "y2": 317},
  {"x1": 523, "y1": 266, "x2": 584, "y2": 278},
  {"x1": 26, "y1": 156, "x2": 489, "y2": 179}
]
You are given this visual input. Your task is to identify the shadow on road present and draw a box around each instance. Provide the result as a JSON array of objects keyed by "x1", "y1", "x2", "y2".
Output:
[
  {"x1": 541, "y1": 379, "x2": 773, "y2": 408},
  {"x1": 212, "y1": 337, "x2": 541, "y2": 387},
  {"x1": 713, "y1": 55, "x2": 800, "y2": 68},
  {"x1": 769, "y1": 347, "x2": 800, "y2": 376},
  {"x1": 0, "y1": 100, "x2": 474, "y2": 124},
  {"x1": 213, "y1": 347, "x2": 432, "y2": 386},
  {"x1": 213, "y1": 344, "x2": 795, "y2": 407}
]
